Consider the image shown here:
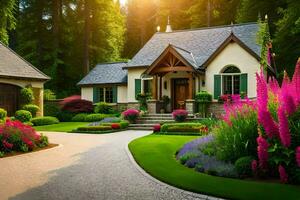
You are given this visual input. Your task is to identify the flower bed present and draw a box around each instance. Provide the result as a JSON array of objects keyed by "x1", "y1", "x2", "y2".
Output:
[
  {"x1": 0, "y1": 119, "x2": 49, "y2": 157},
  {"x1": 156, "y1": 123, "x2": 208, "y2": 135},
  {"x1": 73, "y1": 120, "x2": 129, "y2": 134}
]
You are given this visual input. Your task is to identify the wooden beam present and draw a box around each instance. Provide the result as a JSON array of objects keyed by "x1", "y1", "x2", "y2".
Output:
[
  {"x1": 188, "y1": 74, "x2": 194, "y2": 99},
  {"x1": 152, "y1": 75, "x2": 157, "y2": 100},
  {"x1": 152, "y1": 66, "x2": 194, "y2": 74},
  {"x1": 159, "y1": 76, "x2": 163, "y2": 100}
]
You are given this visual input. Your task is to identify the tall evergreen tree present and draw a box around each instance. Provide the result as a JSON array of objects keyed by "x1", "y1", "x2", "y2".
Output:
[{"x1": 0, "y1": 0, "x2": 17, "y2": 45}]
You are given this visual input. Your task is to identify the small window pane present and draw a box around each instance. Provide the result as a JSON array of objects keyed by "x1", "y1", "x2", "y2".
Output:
[
  {"x1": 99, "y1": 88, "x2": 104, "y2": 102},
  {"x1": 223, "y1": 75, "x2": 232, "y2": 94},
  {"x1": 233, "y1": 75, "x2": 240, "y2": 94},
  {"x1": 144, "y1": 80, "x2": 152, "y2": 94},
  {"x1": 223, "y1": 66, "x2": 241, "y2": 73},
  {"x1": 105, "y1": 87, "x2": 113, "y2": 103}
]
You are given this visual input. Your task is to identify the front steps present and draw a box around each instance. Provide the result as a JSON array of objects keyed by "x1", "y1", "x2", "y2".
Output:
[{"x1": 128, "y1": 113, "x2": 200, "y2": 130}]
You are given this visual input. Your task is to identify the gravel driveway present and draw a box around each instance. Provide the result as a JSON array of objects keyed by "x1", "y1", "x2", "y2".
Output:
[{"x1": 0, "y1": 130, "x2": 216, "y2": 200}]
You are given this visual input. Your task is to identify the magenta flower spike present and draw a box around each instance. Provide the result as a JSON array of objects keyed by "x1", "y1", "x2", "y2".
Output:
[
  {"x1": 256, "y1": 72, "x2": 268, "y2": 111},
  {"x1": 291, "y1": 58, "x2": 300, "y2": 105},
  {"x1": 278, "y1": 106, "x2": 291, "y2": 147},
  {"x1": 257, "y1": 135, "x2": 268, "y2": 169},
  {"x1": 278, "y1": 165, "x2": 288, "y2": 184},
  {"x1": 296, "y1": 147, "x2": 300, "y2": 167}
]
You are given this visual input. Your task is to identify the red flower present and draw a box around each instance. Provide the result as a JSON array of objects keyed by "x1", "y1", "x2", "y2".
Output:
[
  {"x1": 2, "y1": 140, "x2": 13, "y2": 149},
  {"x1": 111, "y1": 123, "x2": 120, "y2": 129},
  {"x1": 153, "y1": 124, "x2": 161, "y2": 132},
  {"x1": 251, "y1": 160, "x2": 258, "y2": 173}
]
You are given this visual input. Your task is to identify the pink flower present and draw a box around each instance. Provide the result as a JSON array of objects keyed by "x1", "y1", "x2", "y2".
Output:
[
  {"x1": 258, "y1": 108, "x2": 279, "y2": 138},
  {"x1": 268, "y1": 76, "x2": 280, "y2": 95},
  {"x1": 257, "y1": 135, "x2": 269, "y2": 169},
  {"x1": 291, "y1": 58, "x2": 300, "y2": 104},
  {"x1": 256, "y1": 72, "x2": 268, "y2": 111},
  {"x1": 278, "y1": 106, "x2": 291, "y2": 147},
  {"x1": 296, "y1": 147, "x2": 300, "y2": 167},
  {"x1": 153, "y1": 124, "x2": 161, "y2": 132},
  {"x1": 251, "y1": 160, "x2": 258, "y2": 173},
  {"x1": 278, "y1": 165, "x2": 288, "y2": 183},
  {"x1": 2, "y1": 140, "x2": 13, "y2": 149}
]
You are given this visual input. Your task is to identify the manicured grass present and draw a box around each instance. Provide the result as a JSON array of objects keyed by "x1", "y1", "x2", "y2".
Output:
[
  {"x1": 34, "y1": 122, "x2": 89, "y2": 132},
  {"x1": 129, "y1": 135, "x2": 300, "y2": 200}
]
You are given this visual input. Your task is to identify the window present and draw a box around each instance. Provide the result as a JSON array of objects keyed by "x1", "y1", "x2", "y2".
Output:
[
  {"x1": 95, "y1": 87, "x2": 114, "y2": 103},
  {"x1": 221, "y1": 66, "x2": 241, "y2": 95},
  {"x1": 143, "y1": 80, "x2": 152, "y2": 94},
  {"x1": 105, "y1": 87, "x2": 113, "y2": 103}
]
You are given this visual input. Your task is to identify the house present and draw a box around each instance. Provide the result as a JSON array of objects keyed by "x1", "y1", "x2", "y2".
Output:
[
  {"x1": 0, "y1": 42, "x2": 50, "y2": 116},
  {"x1": 79, "y1": 22, "x2": 266, "y2": 114}
]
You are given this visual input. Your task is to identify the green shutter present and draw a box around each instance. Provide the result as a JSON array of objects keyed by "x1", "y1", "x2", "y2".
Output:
[
  {"x1": 214, "y1": 75, "x2": 221, "y2": 100},
  {"x1": 240, "y1": 73, "x2": 248, "y2": 95},
  {"x1": 112, "y1": 86, "x2": 118, "y2": 103},
  {"x1": 93, "y1": 87, "x2": 99, "y2": 103},
  {"x1": 135, "y1": 79, "x2": 141, "y2": 99}
]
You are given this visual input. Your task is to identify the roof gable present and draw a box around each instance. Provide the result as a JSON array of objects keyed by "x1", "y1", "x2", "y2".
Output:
[
  {"x1": 126, "y1": 23, "x2": 261, "y2": 69},
  {"x1": 78, "y1": 62, "x2": 128, "y2": 86},
  {"x1": 0, "y1": 42, "x2": 49, "y2": 81}
]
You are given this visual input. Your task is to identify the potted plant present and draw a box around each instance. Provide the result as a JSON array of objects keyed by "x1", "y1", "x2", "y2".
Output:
[{"x1": 160, "y1": 95, "x2": 170, "y2": 113}]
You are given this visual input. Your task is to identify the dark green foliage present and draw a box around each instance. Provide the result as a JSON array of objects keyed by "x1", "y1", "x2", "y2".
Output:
[
  {"x1": 31, "y1": 116, "x2": 59, "y2": 126},
  {"x1": 36, "y1": 134, "x2": 49, "y2": 148},
  {"x1": 56, "y1": 111, "x2": 74, "y2": 122},
  {"x1": 20, "y1": 88, "x2": 34, "y2": 105},
  {"x1": 22, "y1": 104, "x2": 39, "y2": 117},
  {"x1": 120, "y1": 121, "x2": 129, "y2": 129},
  {"x1": 71, "y1": 113, "x2": 89, "y2": 122},
  {"x1": 136, "y1": 93, "x2": 151, "y2": 111},
  {"x1": 94, "y1": 102, "x2": 114, "y2": 114},
  {"x1": 195, "y1": 91, "x2": 212, "y2": 117},
  {"x1": 0, "y1": 108, "x2": 7, "y2": 120},
  {"x1": 84, "y1": 114, "x2": 109, "y2": 122},
  {"x1": 0, "y1": 0, "x2": 17, "y2": 44},
  {"x1": 15, "y1": 110, "x2": 32, "y2": 122},
  {"x1": 44, "y1": 89, "x2": 56, "y2": 100},
  {"x1": 234, "y1": 156, "x2": 254, "y2": 177},
  {"x1": 44, "y1": 103, "x2": 60, "y2": 117}
]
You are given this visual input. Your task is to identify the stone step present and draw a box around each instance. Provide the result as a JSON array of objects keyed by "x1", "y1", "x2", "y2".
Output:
[
  {"x1": 128, "y1": 126, "x2": 153, "y2": 130},
  {"x1": 129, "y1": 123, "x2": 158, "y2": 127},
  {"x1": 139, "y1": 116, "x2": 174, "y2": 120},
  {"x1": 137, "y1": 119, "x2": 175, "y2": 124}
]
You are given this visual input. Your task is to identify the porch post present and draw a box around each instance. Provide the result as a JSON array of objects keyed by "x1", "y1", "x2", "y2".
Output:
[
  {"x1": 152, "y1": 75, "x2": 157, "y2": 100},
  {"x1": 159, "y1": 76, "x2": 163, "y2": 100},
  {"x1": 188, "y1": 74, "x2": 194, "y2": 99}
]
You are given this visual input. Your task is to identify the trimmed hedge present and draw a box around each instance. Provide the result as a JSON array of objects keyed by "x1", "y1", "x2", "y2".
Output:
[
  {"x1": 31, "y1": 116, "x2": 59, "y2": 126},
  {"x1": 23, "y1": 104, "x2": 40, "y2": 117},
  {"x1": 161, "y1": 123, "x2": 206, "y2": 133},
  {"x1": 15, "y1": 110, "x2": 32, "y2": 122},
  {"x1": 72, "y1": 113, "x2": 89, "y2": 122},
  {"x1": 84, "y1": 114, "x2": 110, "y2": 122},
  {"x1": 101, "y1": 120, "x2": 129, "y2": 129},
  {"x1": 77, "y1": 126, "x2": 112, "y2": 131},
  {"x1": 94, "y1": 102, "x2": 114, "y2": 114}
]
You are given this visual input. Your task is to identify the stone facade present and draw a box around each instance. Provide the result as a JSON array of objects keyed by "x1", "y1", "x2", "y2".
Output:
[
  {"x1": 208, "y1": 102, "x2": 225, "y2": 118},
  {"x1": 185, "y1": 99, "x2": 196, "y2": 114}
]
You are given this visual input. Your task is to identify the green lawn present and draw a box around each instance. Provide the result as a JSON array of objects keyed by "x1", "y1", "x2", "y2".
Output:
[
  {"x1": 129, "y1": 135, "x2": 300, "y2": 200},
  {"x1": 34, "y1": 122, "x2": 89, "y2": 132}
]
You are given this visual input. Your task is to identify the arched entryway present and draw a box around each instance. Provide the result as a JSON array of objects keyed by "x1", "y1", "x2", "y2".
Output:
[{"x1": 0, "y1": 83, "x2": 21, "y2": 116}]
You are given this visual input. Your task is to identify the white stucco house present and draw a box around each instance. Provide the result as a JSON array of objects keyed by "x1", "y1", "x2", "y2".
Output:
[{"x1": 78, "y1": 22, "x2": 274, "y2": 114}]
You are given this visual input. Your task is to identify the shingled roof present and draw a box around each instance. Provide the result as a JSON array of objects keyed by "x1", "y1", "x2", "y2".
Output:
[
  {"x1": 78, "y1": 62, "x2": 128, "y2": 86},
  {"x1": 126, "y1": 22, "x2": 261, "y2": 69},
  {"x1": 0, "y1": 42, "x2": 49, "y2": 81}
]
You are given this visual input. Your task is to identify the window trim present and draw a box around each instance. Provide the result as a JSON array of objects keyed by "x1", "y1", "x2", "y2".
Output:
[
  {"x1": 219, "y1": 65, "x2": 242, "y2": 95},
  {"x1": 96, "y1": 87, "x2": 113, "y2": 103}
]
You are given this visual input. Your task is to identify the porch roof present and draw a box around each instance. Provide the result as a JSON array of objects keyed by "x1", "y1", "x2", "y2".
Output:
[{"x1": 125, "y1": 22, "x2": 261, "y2": 69}]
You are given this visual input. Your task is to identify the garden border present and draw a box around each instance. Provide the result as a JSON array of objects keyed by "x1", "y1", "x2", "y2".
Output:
[{"x1": 70, "y1": 128, "x2": 128, "y2": 134}]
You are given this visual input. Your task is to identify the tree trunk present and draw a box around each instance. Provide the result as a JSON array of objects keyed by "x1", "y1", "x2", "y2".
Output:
[{"x1": 83, "y1": 0, "x2": 90, "y2": 75}]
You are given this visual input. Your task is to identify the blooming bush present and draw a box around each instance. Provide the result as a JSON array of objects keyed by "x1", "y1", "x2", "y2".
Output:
[
  {"x1": 0, "y1": 119, "x2": 48, "y2": 155},
  {"x1": 60, "y1": 95, "x2": 93, "y2": 113},
  {"x1": 254, "y1": 58, "x2": 300, "y2": 184},
  {"x1": 172, "y1": 109, "x2": 188, "y2": 122},
  {"x1": 153, "y1": 124, "x2": 161, "y2": 133},
  {"x1": 122, "y1": 109, "x2": 139, "y2": 123},
  {"x1": 111, "y1": 123, "x2": 121, "y2": 129}
]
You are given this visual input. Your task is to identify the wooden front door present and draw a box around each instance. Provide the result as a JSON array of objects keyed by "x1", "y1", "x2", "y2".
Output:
[
  {"x1": 0, "y1": 83, "x2": 21, "y2": 116},
  {"x1": 173, "y1": 79, "x2": 189, "y2": 110}
]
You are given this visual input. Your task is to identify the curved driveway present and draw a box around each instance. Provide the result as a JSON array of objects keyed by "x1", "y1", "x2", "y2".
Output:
[{"x1": 0, "y1": 131, "x2": 216, "y2": 200}]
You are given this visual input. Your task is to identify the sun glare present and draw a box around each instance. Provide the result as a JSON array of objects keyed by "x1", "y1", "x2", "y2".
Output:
[{"x1": 120, "y1": 0, "x2": 127, "y2": 5}]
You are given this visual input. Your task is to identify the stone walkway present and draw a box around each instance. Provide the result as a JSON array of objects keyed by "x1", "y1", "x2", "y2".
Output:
[{"x1": 0, "y1": 130, "x2": 219, "y2": 200}]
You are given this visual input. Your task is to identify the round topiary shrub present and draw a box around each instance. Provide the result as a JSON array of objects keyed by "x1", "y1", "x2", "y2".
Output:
[
  {"x1": 31, "y1": 116, "x2": 59, "y2": 126},
  {"x1": 0, "y1": 108, "x2": 7, "y2": 120},
  {"x1": 94, "y1": 102, "x2": 114, "y2": 114},
  {"x1": 172, "y1": 109, "x2": 188, "y2": 122},
  {"x1": 234, "y1": 156, "x2": 254, "y2": 178},
  {"x1": 56, "y1": 111, "x2": 74, "y2": 122},
  {"x1": 20, "y1": 87, "x2": 34, "y2": 105},
  {"x1": 15, "y1": 110, "x2": 32, "y2": 122},
  {"x1": 72, "y1": 113, "x2": 88, "y2": 122},
  {"x1": 122, "y1": 109, "x2": 139, "y2": 123},
  {"x1": 23, "y1": 104, "x2": 40, "y2": 117}
]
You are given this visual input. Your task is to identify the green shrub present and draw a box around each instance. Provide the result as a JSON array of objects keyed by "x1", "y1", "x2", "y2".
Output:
[
  {"x1": 120, "y1": 120, "x2": 129, "y2": 129},
  {"x1": 77, "y1": 126, "x2": 112, "y2": 131},
  {"x1": 195, "y1": 91, "x2": 212, "y2": 117},
  {"x1": 44, "y1": 89, "x2": 56, "y2": 100},
  {"x1": 23, "y1": 104, "x2": 40, "y2": 117},
  {"x1": 31, "y1": 116, "x2": 59, "y2": 126},
  {"x1": 215, "y1": 109, "x2": 257, "y2": 162},
  {"x1": 72, "y1": 113, "x2": 88, "y2": 122},
  {"x1": 194, "y1": 118, "x2": 219, "y2": 131},
  {"x1": 36, "y1": 134, "x2": 49, "y2": 148},
  {"x1": 20, "y1": 87, "x2": 34, "y2": 105},
  {"x1": 0, "y1": 108, "x2": 7, "y2": 120},
  {"x1": 161, "y1": 123, "x2": 206, "y2": 133},
  {"x1": 56, "y1": 111, "x2": 74, "y2": 122},
  {"x1": 44, "y1": 102, "x2": 60, "y2": 117},
  {"x1": 234, "y1": 156, "x2": 254, "y2": 178},
  {"x1": 94, "y1": 102, "x2": 114, "y2": 114},
  {"x1": 15, "y1": 110, "x2": 32, "y2": 122},
  {"x1": 85, "y1": 114, "x2": 108, "y2": 122}
]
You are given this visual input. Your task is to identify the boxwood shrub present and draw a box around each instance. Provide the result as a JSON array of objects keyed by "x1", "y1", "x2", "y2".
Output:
[
  {"x1": 72, "y1": 113, "x2": 89, "y2": 122},
  {"x1": 100, "y1": 120, "x2": 129, "y2": 129},
  {"x1": 234, "y1": 156, "x2": 255, "y2": 178},
  {"x1": 31, "y1": 116, "x2": 59, "y2": 126},
  {"x1": 15, "y1": 110, "x2": 32, "y2": 122},
  {"x1": 161, "y1": 123, "x2": 207, "y2": 133},
  {"x1": 77, "y1": 126, "x2": 112, "y2": 131},
  {"x1": 23, "y1": 104, "x2": 40, "y2": 117},
  {"x1": 44, "y1": 102, "x2": 60, "y2": 117},
  {"x1": 84, "y1": 114, "x2": 109, "y2": 122},
  {"x1": 56, "y1": 111, "x2": 74, "y2": 122},
  {"x1": 94, "y1": 102, "x2": 114, "y2": 114},
  {"x1": 0, "y1": 108, "x2": 7, "y2": 120}
]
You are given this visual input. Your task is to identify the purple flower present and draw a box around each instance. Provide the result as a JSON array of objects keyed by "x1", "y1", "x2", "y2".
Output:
[{"x1": 177, "y1": 135, "x2": 213, "y2": 158}]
